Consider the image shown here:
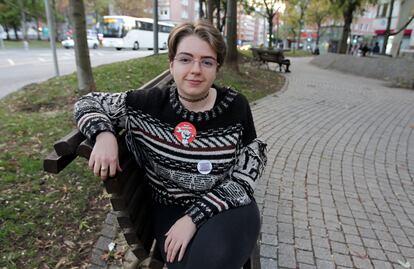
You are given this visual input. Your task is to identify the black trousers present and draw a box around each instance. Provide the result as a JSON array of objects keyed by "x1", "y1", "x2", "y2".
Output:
[{"x1": 152, "y1": 201, "x2": 261, "y2": 269}]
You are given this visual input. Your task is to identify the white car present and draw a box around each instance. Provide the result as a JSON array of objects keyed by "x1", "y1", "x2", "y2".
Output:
[{"x1": 62, "y1": 36, "x2": 99, "y2": 49}]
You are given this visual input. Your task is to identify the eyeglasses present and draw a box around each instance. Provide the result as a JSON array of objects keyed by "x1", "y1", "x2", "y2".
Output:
[{"x1": 174, "y1": 55, "x2": 219, "y2": 69}]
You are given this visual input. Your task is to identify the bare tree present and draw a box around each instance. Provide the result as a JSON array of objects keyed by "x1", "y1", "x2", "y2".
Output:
[
  {"x1": 70, "y1": 0, "x2": 96, "y2": 95},
  {"x1": 305, "y1": 0, "x2": 333, "y2": 47},
  {"x1": 253, "y1": 0, "x2": 283, "y2": 48}
]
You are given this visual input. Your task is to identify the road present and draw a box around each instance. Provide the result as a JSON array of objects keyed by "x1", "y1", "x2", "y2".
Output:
[{"x1": 0, "y1": 48, "x2": 158, "y2": 99}]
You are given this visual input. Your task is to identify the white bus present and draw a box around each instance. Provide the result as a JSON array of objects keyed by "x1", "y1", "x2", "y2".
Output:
[{"x1": 101, "y1": 16, "x2": 175, "y2": 50}]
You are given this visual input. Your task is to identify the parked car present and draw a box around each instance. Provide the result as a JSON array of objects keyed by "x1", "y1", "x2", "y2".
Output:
[{"x1": 61, "y1": 36, "x2": 99, "y2": 49}]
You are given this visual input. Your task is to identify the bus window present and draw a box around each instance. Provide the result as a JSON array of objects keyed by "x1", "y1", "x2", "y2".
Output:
[
  {"x1": 103, "y1": 18, "x2": 123, "y2": 38},
  {"x1": 140, "y1": 22, "x2": 153, "y2": 31},
  {"x1": 160, "y1": 25, "x2": 173, "y2": 33}
]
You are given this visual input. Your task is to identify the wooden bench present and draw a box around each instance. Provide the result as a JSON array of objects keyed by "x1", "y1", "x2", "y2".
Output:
[
  {"x1": 43, "y1": 70, "x2": 261, "y2": 269},
  {"x1": 251, "y1": 48, "x2": 291, "y2": 72}
]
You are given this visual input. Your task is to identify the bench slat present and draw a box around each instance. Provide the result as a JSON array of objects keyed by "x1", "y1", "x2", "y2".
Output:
[
  {"x1": 76, "y1": 139, "x2": 93, "y2": 159},
  {"x1": 43, "y1": 150, "x2": 77, "y2": 174},
  {"x1": 53, "y1": 129, "x2": 85, "y2": 156}
]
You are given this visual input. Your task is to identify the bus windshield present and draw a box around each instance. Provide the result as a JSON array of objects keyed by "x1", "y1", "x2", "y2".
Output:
[{"x1": 102, "y1": 18, "x2": 124, "y2": 38}]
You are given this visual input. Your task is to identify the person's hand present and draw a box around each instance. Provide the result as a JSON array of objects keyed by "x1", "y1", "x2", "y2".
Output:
[
  {"x1": 88, "y1": 131, "x2": 122, "y2": 180},
  {"x1": 164, "y1": 215, "x2": 197, "y2": 263}
]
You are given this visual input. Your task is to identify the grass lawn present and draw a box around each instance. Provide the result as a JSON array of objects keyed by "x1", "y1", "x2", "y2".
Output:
[
  {"x1": 0, "y1": 53, "x2": 284, "y2": 268},
  {"x1": 239, "y1": 48, "x2": 313, "y2": 58},
  {"x1": 2, "y1": 39, "x2": 64, "y2": 49},
  {"x1": 284, "y1": 49, "x2": 313, "y2": 57}
]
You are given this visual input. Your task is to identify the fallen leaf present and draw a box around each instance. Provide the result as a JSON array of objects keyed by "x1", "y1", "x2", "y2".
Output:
[
  {"x1": 54, "y1": 257, "x2": 68, "y2": 269},
  {"x1": 64, "y1": 240, "x2": 76, "y2": 249},
  {"x1": 101, "y1": 252, "x2": 110, "y2": 261},
  {"x1": 114, "y1": 249, "x2": 126, "y2": 259}
]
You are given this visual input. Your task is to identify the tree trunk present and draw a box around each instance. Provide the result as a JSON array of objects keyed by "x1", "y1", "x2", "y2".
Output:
[
  {"x1": 224, "y1": 0, "x2": 238, "y2": 71},
  {"x1": 390, "y1": 0, "x2": 414, "y2": 56},
  {"x1": 382, "y1": 0, "x2": 395, "y2": 54},
  {"x1": 52, "y1": 0, "x2": 59, "y2": 42},
  {"x1": 36, "y1": 18, "x2": 41, "y2": 40},
  {"x1": 70, "y1": 0, "x2": 96, "y2": 95},
  {"x1": 206, "y1": 0, "x2": 214, "y2": 23},
  {"x1": 297, "y1": 9, "x2": 305, "y2": 50},
  {"x1": 267, "y1": 17, "x2": 273, "y2": 48},
  {"x1": 5, "y1": 26, "x2": 10, "y2": 40},
  {"x1": 339, "y1": 5, "x2": 354, "y2": 54},
  {"x1": 216, "y1": 0, "x2": 221, "y2": 30},
  {"x1": 199, "y1": 0, "x2": 204, "y2": 19},
  {"x1": 13, "y1": 26, "x2": 19, "y2": 40},
  {"x1": 316, "y1": 22, "x2": 321, "y2": 47},
  {"x1": 18, "y1": 0, "x2": 29, "y2": 47},
  {"x1": 220, "y1": 3, "x2": 227, "y2": 32}
]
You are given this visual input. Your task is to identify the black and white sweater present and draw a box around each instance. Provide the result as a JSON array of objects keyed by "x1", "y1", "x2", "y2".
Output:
[{"x1": 74, "y1": 84, "x2": 267, "y2": 227}]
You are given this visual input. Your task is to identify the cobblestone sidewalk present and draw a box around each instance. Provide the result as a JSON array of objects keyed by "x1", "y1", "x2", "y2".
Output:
[
  {"x1": 90, "y1": 57, "x2": 414, "y2": 269},
  {"x1": 254, "y1": 57, "x2": 414, "y2": 269}
]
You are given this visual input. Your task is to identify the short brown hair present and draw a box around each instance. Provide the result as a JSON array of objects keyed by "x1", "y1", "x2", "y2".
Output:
[{"x1": 168, "y1": 20, "x2": 226, "y2": 67}]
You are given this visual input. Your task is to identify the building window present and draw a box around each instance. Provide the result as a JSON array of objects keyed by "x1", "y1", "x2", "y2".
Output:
[{"x1": 181, "y1": 11, "x2": 188, "y2": 19}]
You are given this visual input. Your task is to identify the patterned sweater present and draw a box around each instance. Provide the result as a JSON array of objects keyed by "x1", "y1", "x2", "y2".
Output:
[{"x1": 74, "y1": 84, "x2": 267, "y2": 227}]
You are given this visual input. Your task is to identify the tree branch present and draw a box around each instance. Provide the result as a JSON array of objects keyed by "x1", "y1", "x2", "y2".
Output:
[{"x1": 389, "y1": 16, "x2": 414, "y2": 36}]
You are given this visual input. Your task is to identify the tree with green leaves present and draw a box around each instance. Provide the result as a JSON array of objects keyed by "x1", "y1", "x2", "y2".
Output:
[
  {"x1": 70, "y1": 0, "x2": 95, "y2": 94},
  {"x1": 84, "y1": 0, "x2": 111, "y2": 27},
  {"x1": 281, "y1": 1, "x2": 301, "y2": 49},
  {"x1": 116, "y1": 0, "x2": 151, "y2": 17},
  {"x1": 28, "y1": 0, "x2": 46, "y2": 40},
  {"x1": 287, "y1": 0, "x2": 309, "y2": 49},
  {"x1": 305, "y1": 0, "x2": 333, "y2": 47},
  {"x1": 0, "y1": 0, "x2": 22, "y2": 40},
  {"x1": 329, "y1": 0, "x2": 377, "y2": 54}
]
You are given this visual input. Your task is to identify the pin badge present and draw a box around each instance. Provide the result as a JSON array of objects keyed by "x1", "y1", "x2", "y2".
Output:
[
  {"x1": 197, "y1": 160, "x2": 212, "y2": 174},
  {"x1": 174, "y1": 122, "x2": 197, "y2": 145}
]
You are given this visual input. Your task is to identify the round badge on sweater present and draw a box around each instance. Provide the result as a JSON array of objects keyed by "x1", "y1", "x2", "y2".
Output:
[
  {"x1": 174, "y1": 122, "x2": 197, "y2": 145},
  {"x1": 197, "y1": 160, "x2": 212, "y2": 174}
]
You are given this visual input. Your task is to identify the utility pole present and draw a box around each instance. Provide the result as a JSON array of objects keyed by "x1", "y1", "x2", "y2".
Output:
[
  {"x1": 44, "y1": 0, "x2": 60, "y2": 76},
  {"x1": 153, "y1": 0, "x2": 159, "y2": 55}
]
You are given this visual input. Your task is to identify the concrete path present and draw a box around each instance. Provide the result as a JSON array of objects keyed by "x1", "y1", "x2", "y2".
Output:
[{"x1": 253, "y1": 57, "x2": 414, "y2": 269}]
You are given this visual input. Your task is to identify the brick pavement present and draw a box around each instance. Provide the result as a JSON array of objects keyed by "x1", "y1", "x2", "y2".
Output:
[{"x1": 254, "y1": 57, "x2": 414, "y2": 269}]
